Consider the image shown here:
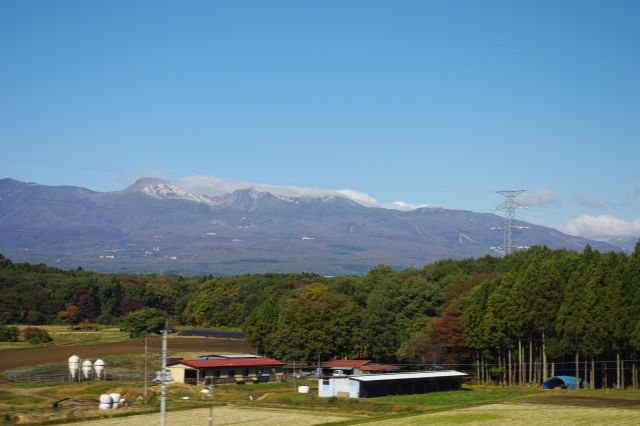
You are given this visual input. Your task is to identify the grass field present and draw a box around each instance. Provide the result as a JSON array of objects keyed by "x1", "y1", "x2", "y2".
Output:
[
  {"x1": 67, "y1": 406, "x2": 355, "y2": 425},
  {"x1": 365, "y1": 403, "x2": 640, "y2": 425},
  {"x1": 0, "y1": 326, "x2": 129, "y2": 350}
]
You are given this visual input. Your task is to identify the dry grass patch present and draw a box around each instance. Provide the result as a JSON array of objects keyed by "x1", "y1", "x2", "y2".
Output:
[
  {"x1": 62, "y1": 405, "x2": 355, "y2": 425},
  {"x1": 366, "y1": 403, "x2": 640, "y2": 425}
]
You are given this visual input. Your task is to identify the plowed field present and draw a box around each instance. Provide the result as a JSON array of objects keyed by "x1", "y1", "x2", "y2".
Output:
[{"x1": 0, "y1": 337, "x2": 254, "y2": 369}]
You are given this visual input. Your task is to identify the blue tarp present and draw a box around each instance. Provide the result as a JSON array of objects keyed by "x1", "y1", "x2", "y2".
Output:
[{"x1": 542, "y1": 375, "x2": 587, "y2": 390}]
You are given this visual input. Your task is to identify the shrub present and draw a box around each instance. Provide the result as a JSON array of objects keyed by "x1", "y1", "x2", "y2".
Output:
[
  {"x1": 0, "y1": 324, "x2": 20, "y2": 342},
  {"x1": 22, "y1": 327, "x2": 53, "y2": 344}
]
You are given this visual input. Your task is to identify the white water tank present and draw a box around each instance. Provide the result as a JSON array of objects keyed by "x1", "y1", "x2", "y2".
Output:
[
  {"x1": 94, "y1": 359, "x2": 105, "y2": 379},
  {"x1": 98, "y1": 403, "x2": 111, "y2": 410},
  {"x1": 298, "y1": 385, "x2": 310, "y2": 394},
  {"x1": 99, "y1": 394, "x2": 113, "y2": 404},
  {"x1": 82, "y1": 360, "x2": 93, "y2": 379},
  {"x1": 109, "y1": 393, "x2": 121, "y2": 403},
  {"x1": 111, "y1": 402, "x2": 119, "y2": 409},
  {"x1": 68, "y1": 355, "x2": 80, "y2": 378}
]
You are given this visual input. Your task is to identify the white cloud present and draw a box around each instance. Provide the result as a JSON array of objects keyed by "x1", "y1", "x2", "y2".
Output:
[
  {"x1": 516, "y1": 188, "x2": 561, "y2": 207},
  {"x1": 334, "y1": 189, "x2": 379, "y2": 206},
  {"x1": 387, "y1": 201, "x2": 437, "y2": 211},
  {"x1": 575, "y1": 193, "x2": 614, "y2": 209},
  {"x1": 557, "y1": 215, "x2": 640, "y2": 240},
  {"x1": 176, "y1": 175, "x2": 383, "y2": 206}
]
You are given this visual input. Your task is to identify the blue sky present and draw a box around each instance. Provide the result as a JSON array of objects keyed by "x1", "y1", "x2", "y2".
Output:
[{"x1": 1, "y1": 0, "x2": 639, "y2": 240}]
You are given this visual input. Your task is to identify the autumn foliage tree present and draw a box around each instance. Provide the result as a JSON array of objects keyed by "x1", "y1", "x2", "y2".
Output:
[{"x1": 57, "y1": 305, "x2": 81, "y2": 326}]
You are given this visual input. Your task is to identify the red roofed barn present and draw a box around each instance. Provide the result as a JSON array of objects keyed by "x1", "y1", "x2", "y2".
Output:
[{"x1": 168, "y1": 357, "x2": 286, "y2": 385}]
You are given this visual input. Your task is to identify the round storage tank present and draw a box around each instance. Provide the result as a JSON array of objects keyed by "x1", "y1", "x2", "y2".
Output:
[
  {"x1": 68, "y1": 355, "x2": 80, "y2": 378},
  {"x1": 110, "y1": 393, "x2": 121, "y2": 403},
  {"x1": 94, "y1": 359, "x2": 105, "y2": 379},
  {"x1": 82, "y1": 360, "x2": 93, "y2": 379}
]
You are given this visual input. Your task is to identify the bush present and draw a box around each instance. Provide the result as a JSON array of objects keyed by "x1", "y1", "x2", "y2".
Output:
[
  {"x1": 22, "y1": 327, "x2": 53, "y2": 344},
  {"x1": 0, "y1": 324, "x2": 20, "y2": 342}
]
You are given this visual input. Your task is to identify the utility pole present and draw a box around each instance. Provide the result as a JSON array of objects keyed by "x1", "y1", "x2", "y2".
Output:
[
  {"x1": 154, "y1": 321, "x2": 172, "y2": 426},
  {"x1": 144, "y1": 335, "x2": 148, "y2": 402},
  {"x1": 293, "y1": 359, "x2": 297, "y2": 391},
  {"x1": 160, "y1": 323, "x2": 167, "y2": 426},
  {"x1": 208, "y1": 381, "x2": 214, "y2": 426},
  {"x1": 492, "y1": 190, "x2": 528, "y2": 255}
]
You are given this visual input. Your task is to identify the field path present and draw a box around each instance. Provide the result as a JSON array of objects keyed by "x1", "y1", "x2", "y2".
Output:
[
  {"x1": 64, "y1": 406, "x2": 353, "y2": 425},
  {"x1": 0, "y1": 337, "x2": 254, "y2": 369},
  {"x1": 366, "y1": 402, "x2": 640, "y2": 425}
]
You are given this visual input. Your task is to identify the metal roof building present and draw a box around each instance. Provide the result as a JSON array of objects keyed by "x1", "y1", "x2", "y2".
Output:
[
  {"x1": 167, "y1": 358, "x2": 286, "y2": 385},
  {"x1": 319, "y1": 371, "x2": 467, "y2": 398}
]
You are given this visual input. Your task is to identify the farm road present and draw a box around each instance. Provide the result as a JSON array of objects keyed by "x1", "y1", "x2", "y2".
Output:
[{"x1": 0, "y1": 337, "x2": 254, "y2": 369}]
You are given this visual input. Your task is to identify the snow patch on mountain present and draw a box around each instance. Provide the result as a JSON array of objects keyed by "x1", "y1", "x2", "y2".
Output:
[{"x1": 124, "y1": 177, "x2": 216, "y2": 205}]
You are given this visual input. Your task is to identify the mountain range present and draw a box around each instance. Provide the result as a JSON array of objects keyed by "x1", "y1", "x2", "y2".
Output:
[{"x1": 0, "y1": 177, "x2": 623, "y2": 275}]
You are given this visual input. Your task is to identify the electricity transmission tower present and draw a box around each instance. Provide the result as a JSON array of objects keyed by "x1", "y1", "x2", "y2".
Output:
[{"x1": 492, "y1": 190, "x2": 528, "y2": 256}]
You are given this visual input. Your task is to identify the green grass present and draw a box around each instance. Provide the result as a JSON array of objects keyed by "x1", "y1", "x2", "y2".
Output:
[
  {"x1": 0, "y1": 325, "x2": 129, "y2": 349},
  {"x1": 0, "y1": 342, "x2": 32, "y2": 349},
  {"x1": 48, "y1": 330, "x2": 128, "y2": 346},
  {"x1": 376, "y1": 385, "x2": 538, "y2": 406}
]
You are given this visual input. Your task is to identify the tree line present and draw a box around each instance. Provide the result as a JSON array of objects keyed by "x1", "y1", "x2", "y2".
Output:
[
  {"x1": 459, "y1": 244, "x2": 640, "y2": 389},
  {"x1": 1, "y1": 243, "x2": 640, "y2": 389}
]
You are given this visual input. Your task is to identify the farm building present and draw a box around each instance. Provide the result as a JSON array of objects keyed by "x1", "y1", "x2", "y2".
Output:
[
  {"x1": 168, "y1": 357, "x2": 286, "y2": 385},
  {"x1": 318, "y1": 371, "x2": 467, "y2": 398},
  {"x1": 321, "y1": 359, "x2": 400, "y2": 376}
]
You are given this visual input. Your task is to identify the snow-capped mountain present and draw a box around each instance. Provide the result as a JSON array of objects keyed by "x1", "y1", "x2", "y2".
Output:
[
  {"x1": 0, "y1": 177, "x2": 625, "y2": 275},
  {"x1": 122, "y1": 177, "x2": 217, "y2": 205}
]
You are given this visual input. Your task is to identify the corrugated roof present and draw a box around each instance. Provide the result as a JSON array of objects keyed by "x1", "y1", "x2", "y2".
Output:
[
  {"x1": 322, "y1": 360, "x2": 371, "y2": 369},
  {"x1": 350, "y1": 371, "x2": 467, "y2": 382},
  {"x1": 168, "y1": 358, "x2": 286, "y2": 369}
]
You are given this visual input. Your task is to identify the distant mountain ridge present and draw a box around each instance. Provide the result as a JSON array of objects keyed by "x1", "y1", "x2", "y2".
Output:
[{"x1": 0, "y1": 177, "x2": 624, "y2": 275}]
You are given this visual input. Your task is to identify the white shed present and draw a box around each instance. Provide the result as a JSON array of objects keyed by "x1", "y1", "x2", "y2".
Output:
[{"x1": 318, "y1": 370, "x2": 467, "y2": 398}]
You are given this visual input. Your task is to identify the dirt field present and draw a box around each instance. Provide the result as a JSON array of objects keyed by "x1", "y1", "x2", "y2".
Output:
[
  {"x1": 64, "y1": 406, "x2": 354, "y2": 425},
  {"x1": 0, "y1": 337, "x2": 254, "y2": 369},
  {"x1": 366, "y1": 403, "x2": 640, "y2": 425}
]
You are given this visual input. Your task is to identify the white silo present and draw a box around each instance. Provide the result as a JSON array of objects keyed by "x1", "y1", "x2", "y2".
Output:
[
  {"x1": 82, "y1": 359, "x2": 93, "y2": 379},
  {"x1": 94, "y1": 359, "x2": 105, "y2": 380},
  {"x1": 68, "y1": 355, "x2": 80, "y2": 379}
]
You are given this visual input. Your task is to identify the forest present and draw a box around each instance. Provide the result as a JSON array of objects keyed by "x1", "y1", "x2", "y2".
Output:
[{"x1": 1, "y1": 242, "x2": 640, "y2": 389}]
